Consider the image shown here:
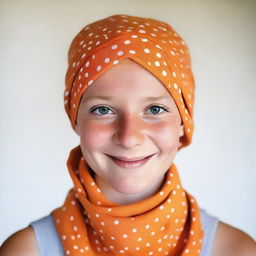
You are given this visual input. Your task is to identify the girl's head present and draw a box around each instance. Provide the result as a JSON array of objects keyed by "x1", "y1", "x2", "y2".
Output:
[
  {"x1": 64, "y1": 14, "x2": 195, "y2": 148},
  {"x1": 64, "y1": 14, "x2": 195, "y2": 200}
]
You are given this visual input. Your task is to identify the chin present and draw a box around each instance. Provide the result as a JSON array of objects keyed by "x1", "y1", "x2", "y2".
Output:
[{"x1": 111, "y1": 177, "x2": 148, "y2": 194}]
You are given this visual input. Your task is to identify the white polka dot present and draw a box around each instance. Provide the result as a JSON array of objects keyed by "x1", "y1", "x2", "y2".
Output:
[
  {"x1": 111, "y1": 236, "x2": 115, "y2": 240},
  {"x1": 155, "y1": 61, "x2": 160, "y2": 67},
  {"x1": 62, "y1": 235, "x2": 66, "y2": 240},
  {"x1": 117, "y1": 51, "x2": 124, "y2": 56},
  {"x1": 151, "y1": 231, "x2": 155, "y2": 236},
  {"x1": 141, "y1": 38, "x2": 148, "y2": 42},
  {"x1": 85, "y1": 61, "x2": 90, "y2": 67},
  {"x1": 159, "y1": 191, "x2": 164, "y2": 196},
  {"x1": 145, "y1": 224, "x2": 150, "y2": 229},
  {"x1": 114, "y1": 220, "x2": 119, "y2": 225},
  {"x1": 124, "y1": 40, "x2": 131, "y2": 44},
  {"x1": 135, "y1": 247, "x2": 140, "y2": 251},
  {"x1": 146, "y1": 243, "x2": 150, "y2": 247},
  {"x1": 160, "y1": 205, "x2": 164, "y2": 210},
  {"x1": 95, "y1": 213, "x2": 100, "y2": 218},
  {"x1": 129, "y1": 50, "x2": 136, "y2": 54},
  {"x1": 96, "y1": 65, "x2": 101, "y2": 71},
  {"x1": 82, "y1": 53, "x2": 86, "y2": 58},
  {"x1": 70, "y1": 216, "x2": 74, "y2": 221},
  {"x1": 172, "y1": 71, "x2": 176, "y2": 77},
  {"x1": 111, "y1": 45, "x2": 118, "y2": 50},
  {"x1": 138, "y1": 237, "x2": 142, "y2": 241},
  {"x1": 66, "y1": 250, "x2": 70, "y2": 255},
  {"x1": 131, "y1": 35, "x2": 138, "y2": 38},
  {"x1": 132, "y1": 228, "x2": 137, "y2": 232},
  {"x1": 155, "y1": 217, "x2": 159, "y2": 222},
  {"x1": 156, "y1": 53, "x2": 162, "y2": 58},
  {"x1": 144, "y1": 48, "x2": 150, "y2": 53},
  {"x1": 174, "y1": 83, "x2": 178, "y2": 89},
  {"x1": 123, "y1": 234, "x2": 128, "y2": 238},
  {"x1": 104, "y1": 57, "x2": 110, "y2": 63},
  {"x1": 113, "y1": 60, "x2": 119, "y2": 65},
  {"x1": 96, "y1": 41, "x2": 100, "y2": 45},
  {"x1": 88, "y1": 80, "x2": 93, "y2": 86},
  {"x1": 149, "y1": 252, "x2": 154, "y2": 255},
  {"x1": 100, "y1": 221, "x2": 105, "y2": 226},
  {"x1": 139, "y1": 30, "x2": 146, "y2": 33},
  {"x1": 162, "y1": 70, "x2": 167, "y2": 76},
  {"x1": 185, "y1": 249, "x2": 190, "y2": 253}
]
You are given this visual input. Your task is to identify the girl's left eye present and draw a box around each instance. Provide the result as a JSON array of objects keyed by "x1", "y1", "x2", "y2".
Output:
[{"x1": 147, "y1": 105, "x2": 168, "y2": 115}]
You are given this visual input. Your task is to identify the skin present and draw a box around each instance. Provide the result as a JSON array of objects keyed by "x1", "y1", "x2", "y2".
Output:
[
  {"x1": 75, "y1": 58, "x2": 182, "y2": 205},
  {"x1": 1, "y1": 59, "x2": 255, "y2": 255}
]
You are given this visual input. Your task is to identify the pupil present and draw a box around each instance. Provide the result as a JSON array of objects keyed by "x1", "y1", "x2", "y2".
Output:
[
  {"x1": 99, "y1": 107, "x2": 109, "y2": 114},
  {"x1": 151, "y1": 106, "x2": 160, "y2": 114}
]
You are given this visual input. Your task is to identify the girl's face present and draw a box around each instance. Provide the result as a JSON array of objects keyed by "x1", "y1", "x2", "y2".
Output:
[{"x1": 75, "y1": 59, "x2": 182, "y2": 202}]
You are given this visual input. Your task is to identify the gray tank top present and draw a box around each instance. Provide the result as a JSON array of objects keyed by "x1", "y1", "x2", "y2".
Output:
[{"x1": 30, "y1": 208, "x2": 219, "y2": 256}]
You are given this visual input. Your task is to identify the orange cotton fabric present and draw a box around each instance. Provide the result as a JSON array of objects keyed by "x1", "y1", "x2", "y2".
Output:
[
  {"x1": 52, "y1": 146, "x2": 204, "y2": 256},
  {"x1": 52, "y1": 14, "x2": 203, "y2": 256}
]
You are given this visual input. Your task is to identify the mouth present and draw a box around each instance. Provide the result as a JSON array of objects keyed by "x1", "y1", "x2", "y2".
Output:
[{"x1": 106, "y1": 154, "x2": 155, "y2": 169}]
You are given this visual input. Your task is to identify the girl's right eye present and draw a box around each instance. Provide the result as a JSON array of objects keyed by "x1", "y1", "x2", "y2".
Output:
[{"x1": 90, "y1": 106, "x2": 113, "y2": 115}]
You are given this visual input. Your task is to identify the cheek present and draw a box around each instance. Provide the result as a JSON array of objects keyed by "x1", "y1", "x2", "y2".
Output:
[
  {"x1": 150, "y1": 119, "x2": 180, "y2": 148},
  {"x1": 79, "y1": 121, "x2": 113, "y2": 150}
]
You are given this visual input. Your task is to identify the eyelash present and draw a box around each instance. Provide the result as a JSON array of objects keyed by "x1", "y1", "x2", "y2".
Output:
[{"x1": 89, "y1": 105, "x2": 169, "y2": 116}]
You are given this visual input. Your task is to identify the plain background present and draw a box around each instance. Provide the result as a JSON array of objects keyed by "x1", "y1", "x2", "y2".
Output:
[{"x1": 1, "y1": 0, "x2": 255, "y2": 244}]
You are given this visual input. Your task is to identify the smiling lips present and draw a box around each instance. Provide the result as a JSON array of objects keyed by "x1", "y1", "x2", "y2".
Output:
[{"x1": 107, "y1": 154, "x2": 154, "y2": 168}]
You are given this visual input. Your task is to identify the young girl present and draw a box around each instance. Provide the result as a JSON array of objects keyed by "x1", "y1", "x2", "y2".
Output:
[{"x1": 1, "y1": 14, "x2": 255, "y2": 256}]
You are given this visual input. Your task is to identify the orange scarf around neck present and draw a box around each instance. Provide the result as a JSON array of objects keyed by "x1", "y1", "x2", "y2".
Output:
[{"x1": 52, "y1": 146, "x2": 204, "y2": 256}]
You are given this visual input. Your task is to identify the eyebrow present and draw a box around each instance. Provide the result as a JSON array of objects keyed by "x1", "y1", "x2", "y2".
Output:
[{"x1": 83, "y1": 96, "x2": 171, "y2": 102}]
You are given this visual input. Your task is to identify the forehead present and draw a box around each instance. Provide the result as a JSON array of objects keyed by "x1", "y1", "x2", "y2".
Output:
[{"x1": 81, "y1": 59, "x2": 173, "y2": 101}]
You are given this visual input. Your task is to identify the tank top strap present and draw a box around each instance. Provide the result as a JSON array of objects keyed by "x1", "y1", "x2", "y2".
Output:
[
  {"x1": 200, "y1": 208, "x2": 220, "y2": 256},
  {"x1": 30, "y1": 208, "x2": 220, "y2": 256},
  {"x1": 30, "y1": 215, "x2": 64, "y2": 256}
]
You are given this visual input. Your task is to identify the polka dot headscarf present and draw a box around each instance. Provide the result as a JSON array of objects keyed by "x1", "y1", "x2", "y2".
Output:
[{"x1": 64, "y1": 14, "x2": 195, "y2": 148}]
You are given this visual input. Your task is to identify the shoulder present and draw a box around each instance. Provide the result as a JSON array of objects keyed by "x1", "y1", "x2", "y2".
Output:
[
  {"x1": 0, "y1": 226, "x2": 40, "y2": 256},
  {"x1": 211, "y1": 221, "x2": 256, "y2": 256}
]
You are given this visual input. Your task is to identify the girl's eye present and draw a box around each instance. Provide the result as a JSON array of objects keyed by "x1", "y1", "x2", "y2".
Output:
[
  {"x1": 147, "y1": 105, "x2": 168, "y2": 115},
  {"x1": 90, "y1": 106, "x2": 113, "y2": 115}
]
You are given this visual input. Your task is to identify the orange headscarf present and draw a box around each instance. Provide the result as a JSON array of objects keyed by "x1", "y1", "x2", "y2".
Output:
[{"x1": 52, "y1": 14, "x2": 203, "y2": 256}]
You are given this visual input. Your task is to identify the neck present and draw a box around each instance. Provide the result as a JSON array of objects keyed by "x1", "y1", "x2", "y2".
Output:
[{"x1": 95, "y1": 173, "x2": 166, "y2": 205}]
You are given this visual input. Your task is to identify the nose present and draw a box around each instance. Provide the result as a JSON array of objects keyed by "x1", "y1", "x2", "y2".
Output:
[{"x1": 112, "y1": 113, "x2": 145, "y2": 149}]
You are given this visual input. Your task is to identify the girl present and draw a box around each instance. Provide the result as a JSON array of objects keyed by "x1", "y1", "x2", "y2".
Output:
[{"x1": 1, "y1": 14, "x2": 255, "y2": 256}]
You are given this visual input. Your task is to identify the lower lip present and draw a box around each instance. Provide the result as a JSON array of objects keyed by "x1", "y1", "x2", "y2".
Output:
[{"x1": 109, "y1": 155, "x2": 153, "y2": 169}]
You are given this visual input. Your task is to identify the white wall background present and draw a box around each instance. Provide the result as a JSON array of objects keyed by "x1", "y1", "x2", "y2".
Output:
[{"x1": 1, "y1": 0, "x2": 255, "y2": 244}]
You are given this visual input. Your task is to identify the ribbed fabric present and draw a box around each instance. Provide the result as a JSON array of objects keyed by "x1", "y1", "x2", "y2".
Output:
[{"x1": 30, "y1": 208, "x2": 219, "y2": 256}]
